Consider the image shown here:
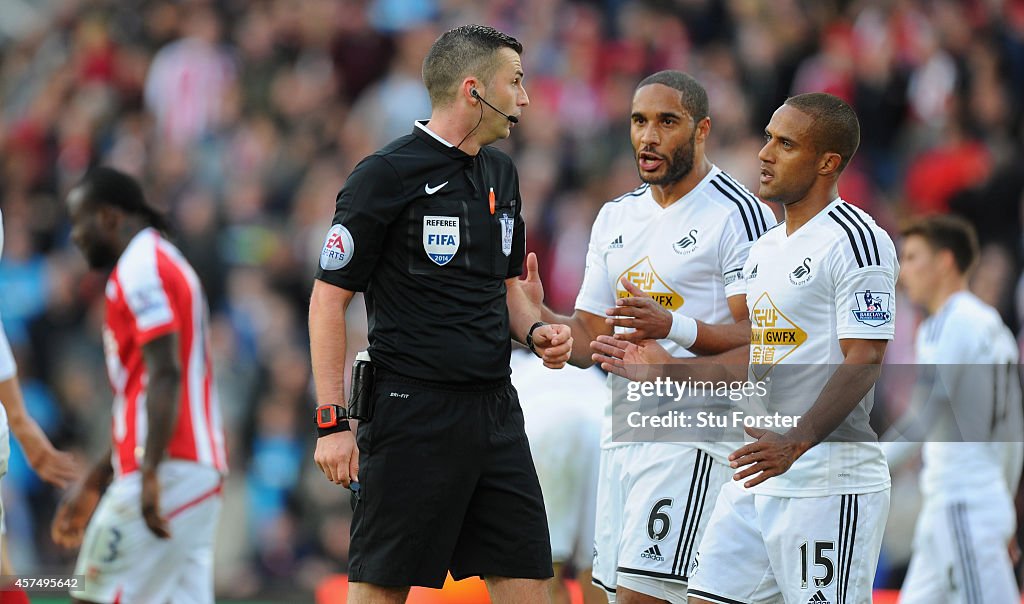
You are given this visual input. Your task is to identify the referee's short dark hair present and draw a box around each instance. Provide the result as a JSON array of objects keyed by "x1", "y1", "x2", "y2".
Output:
[
  {"x1": 902, "y1": 214, "x2": 980, "y2": 275},
  {"x1": 78, "y1": 166, "x2": 168, "y2": 231},
  {"x1": 422, "y1": 24, "x2": 523, "y2": 108},
  {"x1": 785, "y1": 92, "x2": 860, "y2": 173},
  {"x1": 636, "y1": 70, "x2": 708, "y2": 125}
]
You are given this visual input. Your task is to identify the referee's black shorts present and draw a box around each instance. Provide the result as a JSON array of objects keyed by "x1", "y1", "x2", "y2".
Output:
[{"x1": 348, "y1": 370, "x2": 554, "y2": 588}]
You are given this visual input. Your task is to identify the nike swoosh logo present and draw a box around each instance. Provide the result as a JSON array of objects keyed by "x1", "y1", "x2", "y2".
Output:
[{"x1": 424, "y1": 181, "x2": 448, "y2": 195}]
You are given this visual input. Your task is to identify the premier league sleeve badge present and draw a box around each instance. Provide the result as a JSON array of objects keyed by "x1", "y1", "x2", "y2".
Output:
[{"x1": 499, "y1": 211, "x2": 514, "y2": 257}]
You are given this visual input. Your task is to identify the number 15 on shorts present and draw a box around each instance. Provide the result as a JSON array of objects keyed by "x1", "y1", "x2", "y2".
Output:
[{"x1": 799, "y1": 541, "x2": 835, "y2": 589}]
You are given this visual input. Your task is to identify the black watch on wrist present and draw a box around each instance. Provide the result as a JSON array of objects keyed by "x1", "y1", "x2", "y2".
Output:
[
  {"x1": 315, "y1": 404, "x2": 351, "y2": 438},
  {"x1": 525, "y1": 321, "x2": 548, "y2": 357}
]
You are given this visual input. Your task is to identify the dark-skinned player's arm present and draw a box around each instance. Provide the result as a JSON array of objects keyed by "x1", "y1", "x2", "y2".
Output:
[
  {"x1": 608, "y1": 201, "x2": 774, "y2": 355},
  {"x1": 596, "y1": 277, "x2": 752, "y2": 383},
  {"x1": 606, "y1": 277, "x2": 750, "y2": 355},
  {"x1": 728, "y1": 338, "x2": 887, "y2": 488},
  {"x1": 136, "y1": 333, "x2": 183, "y2": 539}
]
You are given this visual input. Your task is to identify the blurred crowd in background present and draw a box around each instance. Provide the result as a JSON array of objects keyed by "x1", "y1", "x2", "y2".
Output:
[{"x1": 0, "y1": 0, "x2": 1022, "y2": 598}]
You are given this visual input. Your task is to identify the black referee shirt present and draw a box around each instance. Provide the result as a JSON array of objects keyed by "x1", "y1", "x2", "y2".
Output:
[{"x1": 315, "y1": 121, "x2": 526, "y2": 384}]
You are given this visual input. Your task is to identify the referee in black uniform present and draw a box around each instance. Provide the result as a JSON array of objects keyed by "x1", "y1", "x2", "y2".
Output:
[{"x1": 310, "y1": 25, "x2": 573, "y2": 604}]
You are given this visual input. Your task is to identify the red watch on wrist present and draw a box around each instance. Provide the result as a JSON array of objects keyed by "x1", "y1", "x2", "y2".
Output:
[{"x1": 315, "y1": 404, "x2": 351, "y2": 438}]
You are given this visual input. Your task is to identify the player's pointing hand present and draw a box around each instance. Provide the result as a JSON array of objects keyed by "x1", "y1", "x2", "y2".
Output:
[{"x1": 606, "y1": 277, "x2": 673, "y2": 342}]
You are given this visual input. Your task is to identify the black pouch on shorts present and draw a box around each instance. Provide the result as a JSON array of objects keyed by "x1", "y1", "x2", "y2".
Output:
[{"x1": 348, "y1": 351, "x2": 375, "y2": 422}]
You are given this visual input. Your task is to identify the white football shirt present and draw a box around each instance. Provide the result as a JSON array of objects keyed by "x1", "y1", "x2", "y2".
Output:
[
  {"x1": 742, "y1": 197, "x2": 897, "y2": 496},
  {"x1": 575, "y1": 166, "x2": 776, "y2": 458},
  {"x1": 912, "y1": 291, "x2": 1023, "y2": 501}
]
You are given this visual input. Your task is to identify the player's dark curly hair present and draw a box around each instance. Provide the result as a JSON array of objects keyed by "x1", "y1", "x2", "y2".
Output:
[
  {"x1": 78, "y1": 166, "x2": 169, "y2": 232},
  {"x1": 636, "y1": 70, "x2": 709, "y2": 125},
  {"x1": 422, "y1": 24, "x2": 523, "y2": 107},
  {"x1": 785, "y1": 92, "x2": 861, "y2": 173}
]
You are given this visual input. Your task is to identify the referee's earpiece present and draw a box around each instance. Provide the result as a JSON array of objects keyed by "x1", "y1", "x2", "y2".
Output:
[{"x1": 469, "y1": 87, "x2": 519, "y2": 124}]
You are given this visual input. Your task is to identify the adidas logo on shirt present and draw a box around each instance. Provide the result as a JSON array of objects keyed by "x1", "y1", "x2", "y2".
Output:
[
  {"x1": 640, "y1": 544, "x2": 665, "y2": 562},
  {"x1": 807, "y1": 590, "x2": 830, "y2": 603},
  {"x1": 609, "y1": 235, "x2": 623, "y2": 249}
]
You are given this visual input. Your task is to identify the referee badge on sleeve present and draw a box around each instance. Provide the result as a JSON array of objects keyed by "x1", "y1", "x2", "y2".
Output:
[
  {"x1": 320, "y1": 224, "x2": 354, "y2": 270},
  {"x1": 423, "y1": 215, "x2": 460, "y2": 265},
  {"x1": 499, "y1": 212, "x2": 514, "y2": 257}
]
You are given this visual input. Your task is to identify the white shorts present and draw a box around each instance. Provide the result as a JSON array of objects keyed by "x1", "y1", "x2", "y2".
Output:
[
  {"x1": 593, "y1": 443, "x2": 730, "y2": 602},
  {"x1": 688, "y1": 481, "x2": 889, "y2": 604},
  {"x1": 522, "y1": 392, "x2": 600, "y2": 570},
  {"x1": 899, "y1": 494, "x2": 1018, "y2": 604},
  {"x1": 73, "y1": 461, "x2": 223, "y2": 604}
]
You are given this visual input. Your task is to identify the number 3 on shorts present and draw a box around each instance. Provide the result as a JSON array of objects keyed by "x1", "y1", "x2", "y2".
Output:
[
  {"x1": 102, "y1": 527, "x2": 123, "y2": 563},
  {"x1": 647, "y1": 498, "x2": 673, "y2": 541}
]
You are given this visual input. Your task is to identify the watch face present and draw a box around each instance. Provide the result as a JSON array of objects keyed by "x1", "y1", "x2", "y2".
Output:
[{"x1": 318, "y1": 406, "x2": 336, "y2": 427}]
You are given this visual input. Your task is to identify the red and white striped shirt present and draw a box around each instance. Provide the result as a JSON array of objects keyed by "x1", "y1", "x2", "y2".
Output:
[{"x1": 102, "y1": 228, "x2": 226, "y2": 477}]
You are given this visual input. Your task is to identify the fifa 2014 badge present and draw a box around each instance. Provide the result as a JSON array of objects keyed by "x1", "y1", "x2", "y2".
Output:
[
  {"x1": 320, "y1": 224, "x2": 354, "y2": 270},
  {"x1": 423, "y1": 215, "x2": 460, "y2": 266},
  {"x1": 852, "y1": 290, "x2": 892, "y2": 327}
]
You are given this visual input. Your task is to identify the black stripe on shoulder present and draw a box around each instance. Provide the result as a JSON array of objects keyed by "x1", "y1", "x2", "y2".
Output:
[
  {"x1": 828, "y1": 210, "x2": 866, "y2": 268},
  {"x1": 714, "y1": 174, "x2": 762, "y2": 238},
  {"x1": 835, "y1": 204, "x2": 877, "y2": 267},
  {"x1": 720, "y1": 172, "x2": 769, "y2": 233},
  {"x1": 610, "y1": 183, "x2": 650, "y2": 203},
  {"x1": 710, "y1": 179, "x2": 755, "y2": 241},
  {"x1": 841, "y1": 203, "x2": 881, "y2": 266}
]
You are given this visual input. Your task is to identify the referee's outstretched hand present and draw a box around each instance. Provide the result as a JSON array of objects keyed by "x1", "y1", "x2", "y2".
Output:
[
  {"x1": 520, "y1": 252, "x2": 545, "y2": 308},
  {"x1": 531, "y1": 323, "x2": 573, "y2": 369},
  {"x1": 315, "y1": 429, "x2": 359, "y2": 487}
]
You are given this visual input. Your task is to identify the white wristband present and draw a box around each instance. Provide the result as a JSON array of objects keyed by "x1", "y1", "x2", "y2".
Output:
[{"x1": 668, "y1": 312, "x2": 698, "y2": 349}]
